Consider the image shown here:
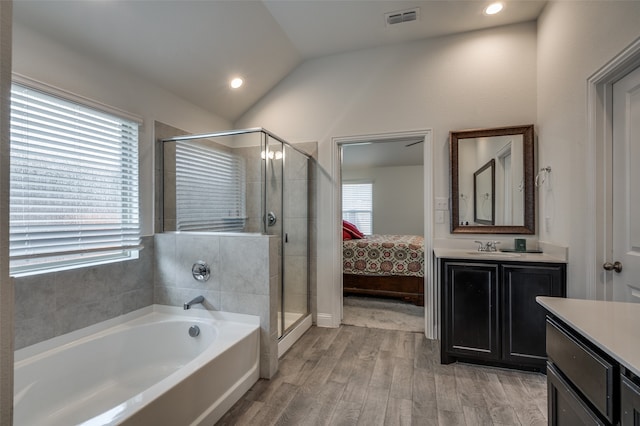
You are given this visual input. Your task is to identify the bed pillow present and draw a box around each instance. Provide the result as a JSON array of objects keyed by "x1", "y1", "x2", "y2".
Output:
[
  {"x1": 342, "y1": 229, "x2": 352, "y2": 240},
  {"x1": 343, "y1": 220, "x2": 364, "y2": 239}
]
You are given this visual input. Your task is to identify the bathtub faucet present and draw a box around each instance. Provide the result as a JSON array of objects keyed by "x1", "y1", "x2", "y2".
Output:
[{"x1": 184, "y1": 295, "x2": 205, "y2": 310}]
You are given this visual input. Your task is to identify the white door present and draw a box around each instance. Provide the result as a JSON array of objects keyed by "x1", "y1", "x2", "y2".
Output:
[{"x1": 611, "y1": 65, "x2": 640, "y2": 302}]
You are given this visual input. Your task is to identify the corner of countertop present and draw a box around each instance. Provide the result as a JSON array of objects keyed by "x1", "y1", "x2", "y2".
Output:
[{"x1": 537, "y1": 241, "x2": 568, "y2": 262}]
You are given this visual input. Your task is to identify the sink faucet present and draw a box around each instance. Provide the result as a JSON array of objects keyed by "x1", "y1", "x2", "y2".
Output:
[
  {"x1": 474, "y1": 241, "x2": 500, "y2": 252},
  {"x1": 184, "y1": 295, "x2": 205, "y2": 310},
  {"x1": 485, "y1": 241, "x2": 500, "y2": 252}
]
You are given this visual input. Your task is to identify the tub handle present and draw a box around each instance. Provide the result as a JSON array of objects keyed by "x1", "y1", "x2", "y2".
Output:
[{"x1": 192, "y1": 261, "x2": 211, "y2": 282}]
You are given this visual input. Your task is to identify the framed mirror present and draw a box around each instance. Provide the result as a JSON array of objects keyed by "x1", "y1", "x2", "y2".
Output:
[
  {"x1": 473, "y1": 159, "x2": 495, "y2": 225},
  {"x1": 450, "y1": 124, "x2": 535, "y2": 234}
]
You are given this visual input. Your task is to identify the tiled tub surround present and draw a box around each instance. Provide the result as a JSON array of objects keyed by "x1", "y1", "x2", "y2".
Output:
[
  {"x1": 14, "y1": 305, "x2": 260, "y2": 426},
  {"x1": 15, "y1": 231, "x2": 295, "y2": 380},
  {"x1": 14, "y1": 235, "x2": 155, "y2": 350},
  {"x1": 154, "y1": 232, "x2": 280, "y2": 378}
]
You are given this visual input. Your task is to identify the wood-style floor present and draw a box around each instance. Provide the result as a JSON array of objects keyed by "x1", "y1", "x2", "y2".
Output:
[{"x1": 216, "y1": 325, "x2": 547, "y2": 426}]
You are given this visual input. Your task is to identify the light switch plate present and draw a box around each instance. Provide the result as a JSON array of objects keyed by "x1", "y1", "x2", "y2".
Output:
[
  {"x1": 435, "y1": 210, "x2": 445, "y2": 224},
  {"x1": 435, "y1": 197, "x2": 449, "y2": 211}
]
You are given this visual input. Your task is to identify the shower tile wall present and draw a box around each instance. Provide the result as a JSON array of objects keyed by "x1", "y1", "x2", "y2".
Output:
[
  {"x1": 13, "y1": 236, "x2": 155, "y2": 349},
  {"x1": 154, "y1": 232, "x2": 280, "y2": 379}
]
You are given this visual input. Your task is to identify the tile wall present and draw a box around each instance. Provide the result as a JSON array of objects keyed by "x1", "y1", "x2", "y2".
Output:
[
  {"x1": 14, "y1": 231, "x2": 281, "y2": 379},
  {"x1": 14, "y1": 236, "x2": 154, "y2": 349},
  {"x1": 154, "y1": 232, "x2": 280, "y2": 378}
]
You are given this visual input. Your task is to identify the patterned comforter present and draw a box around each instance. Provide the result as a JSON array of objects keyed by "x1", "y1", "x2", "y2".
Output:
[{"x1": 342, "y1": 234, "x2": 424, "y2": 277}]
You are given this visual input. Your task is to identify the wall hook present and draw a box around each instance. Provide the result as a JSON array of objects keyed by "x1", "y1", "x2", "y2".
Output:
[{"x1": 535, "y1": 166, "x2": 552, "y2": 187}]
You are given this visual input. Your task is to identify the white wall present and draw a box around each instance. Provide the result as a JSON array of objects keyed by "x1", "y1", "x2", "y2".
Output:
[
  {"x1": 343, "y1": 165, "x2": 424, "y2": 235},
  {"x1": 537, "y1": 2, "x2": 640, "y2": 298},
  {"x1": 12, "y1": 22, "x2": 232, "y2": 236},
  {"x1": 236, "y1": 22, "x2": 538, "y2": 324}
]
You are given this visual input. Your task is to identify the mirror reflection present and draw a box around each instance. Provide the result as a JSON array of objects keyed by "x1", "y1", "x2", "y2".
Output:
[
  {"x1": 450, "y1": 125, "x2": 535, "y2": 234},
  {"x1": 473, "y1": 158, "x2": 495, "y2": 225}
]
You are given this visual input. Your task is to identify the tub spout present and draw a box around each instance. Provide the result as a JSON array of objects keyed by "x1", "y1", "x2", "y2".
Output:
[{"x1": 184, "y1": 295, "x2": 205, "y2": 310}]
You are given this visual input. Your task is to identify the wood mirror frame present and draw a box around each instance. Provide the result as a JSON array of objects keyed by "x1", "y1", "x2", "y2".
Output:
[{"x1": 450, "y1": 124, "x2": 535, "y2": 234}]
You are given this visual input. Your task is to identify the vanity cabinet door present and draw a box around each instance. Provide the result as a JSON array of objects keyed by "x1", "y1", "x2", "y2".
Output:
[
  {"x1": 441, "y1": 261, "x2": 499, "y2": 363},
  {"x1": 502, "y1": 263, "x2": 566, "y2": 367}
]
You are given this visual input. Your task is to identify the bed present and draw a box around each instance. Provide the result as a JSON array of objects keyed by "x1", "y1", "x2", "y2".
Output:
[{"x1": 342, "y1": 234, "x2": 425, "y2": 306}]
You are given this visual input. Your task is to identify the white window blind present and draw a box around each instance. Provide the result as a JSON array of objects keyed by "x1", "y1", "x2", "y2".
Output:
[
  {"x1": 175, "y1": 142, "x2": 246, "y2": 232},
  {"x1": 342, "y1": 182, "x2": 373, "y2": 234},
  {"x1": 9, "y1": 82, "x2": 140, "y2": 274}
]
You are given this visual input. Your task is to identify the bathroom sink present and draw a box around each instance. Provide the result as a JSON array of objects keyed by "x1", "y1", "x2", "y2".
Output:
[{"x1": 465, "y1": 251, "x2": 522, "y2": 257}]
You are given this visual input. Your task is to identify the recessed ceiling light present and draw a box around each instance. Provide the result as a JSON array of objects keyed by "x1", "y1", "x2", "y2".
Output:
[
  {"x1": 484, "y1": 2, "x2": 504, "y2": 15},
  {"x1": 230, "y1": 77, "x2": 243, "y2": 89}
]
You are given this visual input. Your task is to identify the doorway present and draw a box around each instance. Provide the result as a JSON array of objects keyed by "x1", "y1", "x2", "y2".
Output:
[
  {"x1": 611, "y1": 65, "x2": 640, "y2": 301},
  {"x1": 588, "y1": 37, "x2": 640, "y2": 301},
  {"x1": 332, "y1": 130, "x2": 435, "y2": 338}
]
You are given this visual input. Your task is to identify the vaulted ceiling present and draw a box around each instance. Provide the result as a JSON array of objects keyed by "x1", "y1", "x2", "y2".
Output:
[{"x1": 12, "y1": 0, "x2": 546, "y2": 122}]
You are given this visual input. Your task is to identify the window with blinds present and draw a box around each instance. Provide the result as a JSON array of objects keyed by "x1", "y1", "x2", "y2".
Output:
[
  {"x1": 342, "y1": 182, "x2": 373, "y2": 234},
  {"x1": 9, "y1": 82, "x2": 140, "y2": 275},
  {"x1": 175, "y1": 142, "x2": 246, "y2": 232}
]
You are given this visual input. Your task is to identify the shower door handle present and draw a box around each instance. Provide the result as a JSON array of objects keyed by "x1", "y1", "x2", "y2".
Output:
[
  {"x1": 267, "y1": 211, "x2": 277, "y2": 226},
  {"x1": 285, "y1": 233, "x2": 288, "y2": 243}
]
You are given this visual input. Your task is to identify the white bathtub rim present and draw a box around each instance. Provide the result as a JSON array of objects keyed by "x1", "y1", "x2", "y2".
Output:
[
  {"x1": 14, "y1": 305, "x2": 260, "y2": 425},
  {"x1": 15, "y1": 304, "x2": 259, "y2": 362}
]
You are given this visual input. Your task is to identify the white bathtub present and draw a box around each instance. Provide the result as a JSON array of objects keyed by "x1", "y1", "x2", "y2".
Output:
[{"x1": 14, "y1": 305, "x2": 260, "y2": 426}]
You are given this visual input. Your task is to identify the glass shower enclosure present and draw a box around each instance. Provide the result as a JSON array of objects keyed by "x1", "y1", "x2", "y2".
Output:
[{"x1": 161, "y1": 128, "x2": 311, "y2": 339}]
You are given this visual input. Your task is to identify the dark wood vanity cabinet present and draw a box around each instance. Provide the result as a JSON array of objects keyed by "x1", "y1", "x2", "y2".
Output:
[
  {"x1": 539, "y1": 297, "x2": 640, "y2": 425},
  {"x1": 440, "y1": 259, "x2": 566, "y2": 370},
  {"x1": 545, "y1": 315, "x2": 640, "y2": 425}
]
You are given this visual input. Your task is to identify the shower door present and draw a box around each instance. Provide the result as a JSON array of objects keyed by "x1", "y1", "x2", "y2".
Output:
[
  {"x1": 264, "y1": 136, "x2": 309, "y2": 338},
  {"x1": 281, "y1": 144, "x2": 309, "y2": 337}
]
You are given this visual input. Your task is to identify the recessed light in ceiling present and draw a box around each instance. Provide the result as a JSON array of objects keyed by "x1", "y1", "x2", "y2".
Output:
[
  {"x1": 230, "y1": 77, "x2": 243, "y2": 89},
  {"x1": 484, "y1": 2, "x2": 504, "y2": 15}
]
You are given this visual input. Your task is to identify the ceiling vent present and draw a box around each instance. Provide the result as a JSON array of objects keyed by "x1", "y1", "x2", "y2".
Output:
[{"x1": 385, "y1": 8, "x2": 419, "y2": 26}]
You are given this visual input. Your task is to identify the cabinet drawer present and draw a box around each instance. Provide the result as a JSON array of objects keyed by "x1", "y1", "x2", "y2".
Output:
[
  {"x1": 547, "y1": 362, "x2": 605, "y2": 425},
  {"x1": 621, "y1": 370, "x2": 640, "y2": 425},
  {"x1": 546, "y1": 318, "x2": 615, "y2": 423}
]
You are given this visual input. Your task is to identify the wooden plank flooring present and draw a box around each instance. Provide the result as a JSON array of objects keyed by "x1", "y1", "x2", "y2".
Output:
[{"x1": 216, "y1": 325, "x2": 547, "y2": 425}]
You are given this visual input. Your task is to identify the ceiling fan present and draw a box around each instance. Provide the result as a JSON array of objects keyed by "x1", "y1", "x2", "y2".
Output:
[{"x1": 405, "y1": 140, "x2": 423, "y2": 147}]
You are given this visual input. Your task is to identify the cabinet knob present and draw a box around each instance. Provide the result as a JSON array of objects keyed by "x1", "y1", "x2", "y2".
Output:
[{"x1": 603, "y1": 261, "x2": 623, "y2": 273}]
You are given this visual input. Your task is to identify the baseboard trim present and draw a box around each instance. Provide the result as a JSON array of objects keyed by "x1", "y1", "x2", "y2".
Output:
[{"x1": 316, "y1": 313, "x2": 338, "y2": 328}]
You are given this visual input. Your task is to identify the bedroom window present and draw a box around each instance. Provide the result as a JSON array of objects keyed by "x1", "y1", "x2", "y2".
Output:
[
  {"x1": 9, "y1": 80, "x2": 141, "y2": 275},
  {"x1": 342, "y1": 182, "x2": 373, "y2": 234}
]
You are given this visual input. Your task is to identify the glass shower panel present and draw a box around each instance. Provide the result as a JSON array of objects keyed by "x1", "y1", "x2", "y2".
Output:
[
  {"x1": 231, "y1": 133, "x2": 264, "y2": 233},
  {"x1": 263, "y1": 136, "x2": 284, "y2": 336},
  {"x1": 282, "y1": 144, "x2": 309, "y2": 337},
  {"x1": 162, "y1": 132, "x2": 263, "y2": 233}
]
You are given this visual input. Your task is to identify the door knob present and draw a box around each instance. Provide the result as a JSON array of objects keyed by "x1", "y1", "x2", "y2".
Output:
[{"x1": 603, "y1": 261, "x2": 623, "y2": 273}]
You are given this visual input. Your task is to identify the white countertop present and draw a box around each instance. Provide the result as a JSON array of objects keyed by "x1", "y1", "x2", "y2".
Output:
[
  {"x1": 537, "y1": 296, "x2": 640, "y2": 377},
  {"x1": 433, "y1": 247, "x2": 567, "y2": 263}
]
